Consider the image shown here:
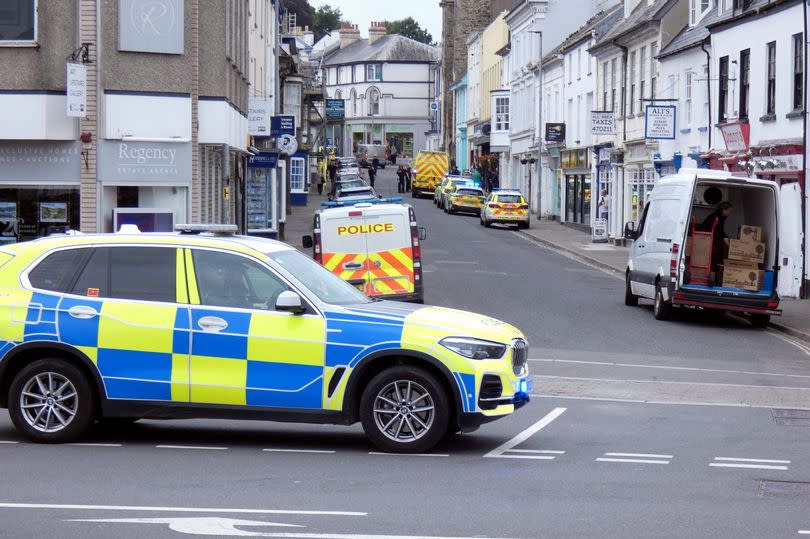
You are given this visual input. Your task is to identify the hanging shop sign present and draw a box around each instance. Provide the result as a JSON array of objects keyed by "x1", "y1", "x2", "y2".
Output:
[
  {"x1": 271, "y1": 115, "x2": 296, "y2": 137},
  {"x1": 277, "y1": 134, "x2": 298, "y2": 155},
  {"x1": 325, "y1": 99, "x2": 346, "y2": 120},
  {"x1": 545, "y1": 123, "x2": 566, "y2": 143},
  {"x1": 591, "y1": 111, "x2": 615, "y2": 135},
  {"x1": 644, "y1": 105, "x2": 676, "y2": 140},
  {"x1": 719, "y1": 121, "x2": 751, "y2": 152},
  {"x1": 66, "y1": 63, "x2": 87, "y2": 118},
  {"x1": 248, "y1": 98, "x2": 272, "y2": 136}
]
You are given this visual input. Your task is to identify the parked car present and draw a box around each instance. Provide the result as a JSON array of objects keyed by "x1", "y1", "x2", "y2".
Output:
[
  {"x1": 355, "y1": 144, "x2": 387, "y2": 168},
  {"x1": 624, "y1": 168, "x2": 801, "y2": 326},
  {"x1": 329, "y1": 175, "x2": 367, "y2": 200}
]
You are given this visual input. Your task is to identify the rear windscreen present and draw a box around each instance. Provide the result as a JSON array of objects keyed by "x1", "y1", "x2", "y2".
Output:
[
  {"x1": 496, "y1": 195, "x2": 523, "y2": 204},
  {"x1": 457, "y1": 189, "x2": 482, "y2": 196}
]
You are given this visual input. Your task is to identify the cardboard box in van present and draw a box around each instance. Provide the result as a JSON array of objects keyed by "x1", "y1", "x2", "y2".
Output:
[
  {"x1": 738, "y1": 225, "x2": 762, "y2": 243},
  {"x1": 690, "y1": 234, "x2": 713, "y2": 267},
  {"x1": 722, "y1": 260, "x2": 763, "y2": 291},
  {"x1": 727, "y1": 239, "x2": 765, "y2": 264}
]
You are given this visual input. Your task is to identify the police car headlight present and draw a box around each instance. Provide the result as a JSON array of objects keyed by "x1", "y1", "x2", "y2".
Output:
[{"x1": 439, "y1": 337, "x2": 507, "y2": 360}]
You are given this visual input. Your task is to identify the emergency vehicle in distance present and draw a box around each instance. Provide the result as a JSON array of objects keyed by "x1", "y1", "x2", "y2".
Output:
[
  {"x1": 411, "y1": 150, "x2": 449, "y2": 198},
  {"x1": 305, "y1": 203, "x2": 426, "y2": 303},
  {"x1": 0, "y1": 225, "x2": 531, "y2": 453}
]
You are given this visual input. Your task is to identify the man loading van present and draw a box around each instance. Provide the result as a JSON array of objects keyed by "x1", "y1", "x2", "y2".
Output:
[{"x1": 700, "y1": 201, "x2": 733, "y2": 270}]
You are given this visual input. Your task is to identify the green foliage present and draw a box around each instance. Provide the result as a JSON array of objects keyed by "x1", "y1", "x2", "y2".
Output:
[
  {"x1": 383, "y1": 17, "x2": 434, "y2": 45},
  {"x1": 312, "y1": 5, "x2": 342, "y2": 40}
]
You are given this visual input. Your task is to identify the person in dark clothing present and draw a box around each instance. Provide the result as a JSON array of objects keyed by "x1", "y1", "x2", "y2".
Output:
[
  {"x1": 327, "y1": 160, "x2": 337, "y2": 182},
  {"x1": 490, "y1": 170, "x2": 500, "y2": 191},
  {"x1": 367, "y1": 165, "x2": 377, "y2": 188},
  {"x1": 700, "y1": 201, "x2": 733, "y2": 267},
  {"x1": 449, "y1": 160, "x2": 460, "y2": 176},
  {"x1": 371, "y1": 156, "x2": 380, "y2": 172},
  {"x1": 397, "y1": 166, "x2": 408, "y2": 193}
]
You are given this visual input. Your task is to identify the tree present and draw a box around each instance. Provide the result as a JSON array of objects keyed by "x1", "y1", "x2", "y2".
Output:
[
  {"x1": 281, "y1": 0, "x2": 314, "y2": 32},
  {"x1": 312, "y1": 5, "x2": 342, "y2": 40},
  {"x1": 384, "y1": 17, "x2": 434, "y2": 45}
]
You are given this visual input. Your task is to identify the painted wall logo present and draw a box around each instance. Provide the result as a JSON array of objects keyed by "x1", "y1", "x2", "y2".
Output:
[{"x1": 119, "y1": 0, "x2": 184, "y2": 54}]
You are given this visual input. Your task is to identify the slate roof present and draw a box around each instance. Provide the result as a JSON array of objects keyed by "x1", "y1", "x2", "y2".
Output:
[
  {"x1": 657, "y1": 8, "x2": 721, "y2": 58},
  {"x1": 323, "y1": 34, "x2": 440, "y2": 66},
  {"x1": 592, "y1": 0, "x2": 676, "y2": 49}
]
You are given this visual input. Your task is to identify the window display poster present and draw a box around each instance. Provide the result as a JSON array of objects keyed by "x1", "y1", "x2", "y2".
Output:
[
  {"x1": 0, "y1": 202, "x2": 16, "y2": 221},
  {"x1": 247, "y1": 168, "x2": 270, "y2": 230},
  {"x1": 39, "y1": 202, "x2": 68, "y2": 223}
]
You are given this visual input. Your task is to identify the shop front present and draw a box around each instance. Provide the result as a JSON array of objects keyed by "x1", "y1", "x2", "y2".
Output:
[
  {"x1": 98, "y1": 140, "x2": 191, "y2": 232},
  {"x1": 246, "y1": 151, "x2": 282, "y2": 238},
  {"x1": 623, "y1": 141, "x2": 657, "y2": 225},
  {"x1": 561, "y1": 148, "x2": 592, "y2": 227},
  {"x1": 385, "y1": 125, "x2": 415, "y2": 160},
  {"x1": 0, "y1": 141, "x2": 82, "y2": 243}
]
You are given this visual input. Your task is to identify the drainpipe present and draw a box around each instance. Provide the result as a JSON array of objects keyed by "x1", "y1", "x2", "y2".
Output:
[
  {"x1": 801, "y1": 0, "x2": 808, "y2": 297},
  {"x1": 617, "y1": 43, "x2": 628, "y2": 244},
  {"x1": 701, "y1": 41, "x2": 712, "y2": 149}
]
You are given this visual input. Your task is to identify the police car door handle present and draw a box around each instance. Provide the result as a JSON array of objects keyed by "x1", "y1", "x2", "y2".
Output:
[
  {"x1": 67, "y1": 305, "x2": 98, "y2": 319},
  {"x1": 198, "y1": 316, "x2": 228, "y2": 333}
]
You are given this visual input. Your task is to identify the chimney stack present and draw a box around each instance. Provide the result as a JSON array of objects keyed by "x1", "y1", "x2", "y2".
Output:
[
  {"x1": 368, "y1": 21, "x2": 387, "y2": 46},
  {"x1": 339, "y1": 23, "x2": 360, "y2": 49}
]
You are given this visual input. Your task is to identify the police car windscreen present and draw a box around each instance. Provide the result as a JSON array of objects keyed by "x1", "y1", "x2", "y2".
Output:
[
  {"x1": 269, "y1": 249, "x2": 371, "y2": 305},
  {"x1": 497, "y1": 195, "x2": 523, "y2": 203}
]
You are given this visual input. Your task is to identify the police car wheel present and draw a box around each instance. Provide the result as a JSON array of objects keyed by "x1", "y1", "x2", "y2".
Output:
[
  {"x1": 9, "y1": 358, "x2": 96, "y2": 443},
  {"x1": 360, "y1": 366, "x2": 449, "y2": 453}
]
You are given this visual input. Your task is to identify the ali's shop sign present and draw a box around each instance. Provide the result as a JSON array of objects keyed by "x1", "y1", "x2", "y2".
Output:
[{"x1": 99, "y1": 140, "x2": 191, "y2": 183}]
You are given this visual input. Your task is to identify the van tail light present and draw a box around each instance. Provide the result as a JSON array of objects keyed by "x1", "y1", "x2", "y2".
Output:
[
  {"x1": 670, "y1": 243, "x2": 680, "y2": 278},
  {"x1": 313, "y1": 216, "x2": 323, "y2": 264},
  {"x1": 409, "y1": 208, "x2": 423, "y2": 285},
  {"x1": 519, "y1": 204, "x2": 529, "y2": 209},
  {"x1": 488, "y1": 203, "x2": 499, "y2": 209}
]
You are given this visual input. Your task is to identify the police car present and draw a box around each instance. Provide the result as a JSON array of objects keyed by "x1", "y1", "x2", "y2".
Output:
[
  {"x1": 445, "y1": 186, "x2": 485, "y2": 215},
  {"x1": 0, "y1": 226, "x2": 530, "y2": 452},
  {"x1": 480, "y1": 190, "x2": 530, "y2": 229}
]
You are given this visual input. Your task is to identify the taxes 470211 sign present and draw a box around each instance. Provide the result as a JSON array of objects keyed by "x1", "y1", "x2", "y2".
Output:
[{"x1": 644, "y1": 105, "x2": 676, "y2": 140}]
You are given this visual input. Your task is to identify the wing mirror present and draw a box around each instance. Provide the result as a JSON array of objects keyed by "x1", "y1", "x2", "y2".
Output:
[
  {"x1": 302, "y1": 235, "x2": 313, "y2": 249},
  {"x1": 418, "y1": 227, "x2": 427, "y2": 241},
  {"x1": 624, "y1": 221, "x2": 638, "y2": 240},
  {"x1": 276, "y1": 291, "x2": 306, "y2": 315}
]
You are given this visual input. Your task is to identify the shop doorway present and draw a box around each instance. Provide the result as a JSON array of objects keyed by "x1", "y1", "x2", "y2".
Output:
[{"x1": 565, "y1": 174, "x2": 592, "y2": 225}]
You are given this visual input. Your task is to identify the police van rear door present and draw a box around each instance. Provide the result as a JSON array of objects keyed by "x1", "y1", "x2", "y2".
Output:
[
  {"x1": 320, "y1": 209, "x2": 371, "y2": 294},
  {"x1": 363, "y1": 206, "x2": 415, "y2": 297}
]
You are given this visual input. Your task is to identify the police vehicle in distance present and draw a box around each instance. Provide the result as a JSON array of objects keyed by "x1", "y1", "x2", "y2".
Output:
[
  {"x1": 480, "y1": 189, "x2": 530, "y2": 229},
  {"x1": 0, "y1": 225, "x2": 531, "y2": 452}
]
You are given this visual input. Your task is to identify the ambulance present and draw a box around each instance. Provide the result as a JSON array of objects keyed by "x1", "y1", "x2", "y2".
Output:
[
  {"x1": 411, "y1": 150, "x2": 449, "y2": 198},
  {"x1": 306, "y1": 203, "x2": 426, "y2": 303}
]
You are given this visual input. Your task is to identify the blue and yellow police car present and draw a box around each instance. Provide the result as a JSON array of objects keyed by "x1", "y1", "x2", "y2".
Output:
[{"x1": 0, "y1": 226, "x2": 530, "y2": 452}]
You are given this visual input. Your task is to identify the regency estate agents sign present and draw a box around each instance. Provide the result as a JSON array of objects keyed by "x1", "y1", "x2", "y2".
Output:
[{"x1": 99, "y1": 140, "x2": 191, "y2": 184}]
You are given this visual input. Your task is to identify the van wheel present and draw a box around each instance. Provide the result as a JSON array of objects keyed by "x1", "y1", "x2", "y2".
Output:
[
  {"x1": 360, "y1": 366, "x2": 449, "y2": 453},
  {"x1": 653, "y1": 282, "x2": 672, "y2": 321},
  {"x1": 624, "y1": 273, "x2": 639, "y2": 306},
  {"x1": 8, "y1": 358, "x2": 96, "y2": 443},
  {"x1": 750, "y1": 314, "x2": 771, "y2": 329}
]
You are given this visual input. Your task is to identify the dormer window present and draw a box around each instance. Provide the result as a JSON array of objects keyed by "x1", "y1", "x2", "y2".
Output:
[{"x1": 690, "y1": 0, "x2": 711, "y2": 26}]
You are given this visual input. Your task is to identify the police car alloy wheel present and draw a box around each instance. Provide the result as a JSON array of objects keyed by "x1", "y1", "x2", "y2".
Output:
[
  {"x1": 9, "y1": 358, "x2": 96, "y2": 443},
  {"x1": 360, "y1": 366, "x2": 449, "y2": 453}
]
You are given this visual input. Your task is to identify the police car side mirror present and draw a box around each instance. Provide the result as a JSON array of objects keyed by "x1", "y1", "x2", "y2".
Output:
[
  {"x1": 418, "y1": 227, "x2": 427, "y2": 241},
  {"x1": 276, "y1": 291, "x2": 306, "y2": 315},
  {"x1": 302, "y1": 235, "x2": 313, "y2": 249}
]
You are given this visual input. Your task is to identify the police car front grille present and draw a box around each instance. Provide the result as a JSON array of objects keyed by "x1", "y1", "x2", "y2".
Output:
[{"x1": 512, "y1": 339, "x2": 528, "y2": 376}]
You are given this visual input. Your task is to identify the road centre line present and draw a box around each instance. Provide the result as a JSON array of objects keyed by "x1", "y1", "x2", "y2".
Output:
[
  {"x1": 368, "y1": 452, "x2": 449, "y2": 457},
  {"x1": 798, "y1": 530, "x2": 809, "y2": 535},
  {"x1": 605, "y1": 452, "x2": 674, "y2": 459},
  {"x1": 709, "y1": 463, "x2": 788, "y2": 470},
  {"x1": 528, "y1": 358, "x2": 810, "y2": 381},
  {"x1": 156, "y1": 445, "x2": 228, "y2": 451},
  {"x1": 596, "y1": 458, "x2": 670, "y2": 465},
  {"x1": 484, "y1": 407, "x2": 566, "y2": 458},
  {"x1": 506, "y1": 449, "x2": 565, "y2": 454},
  {"x1": 0, "y1": 441, "x2": 19, "y2": 444},
  {"x1": 66, "y1": 443, "x2": 122, "y2": 447},
  {"x1": 489, "y1": 454, "x2": 556, "y2": 460},
  {"x1": 263, "y1": 448, "x2": 336, "y2": 454},
  {"x1": 714, "y1": 457, "x2": 790, "y2": 464},
  {"x1": 0, "y1": 502, "x2": 367, "y2": 516}
]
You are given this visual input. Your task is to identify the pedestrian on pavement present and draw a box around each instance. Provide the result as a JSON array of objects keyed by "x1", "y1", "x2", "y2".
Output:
[
  {"x1": 490, "y1": 169, "x2": 499, "y2": 191},
  {"x1": 405, "y1": 161, "x2": 412, "y2": 191},
  {"x1": 372, "y1": 155, "x2": 380, "y2": 172},
  {"x1": 450, "y1": 160, "x2": 460, "y2": 176},
  {"x1": 390, "y1": 143, "x2": 398, "y2": 165},
  {"x1": 327, "y1": 159, "x2": 337, "y2": 183},
  {"x1": 397, "y1": 166, "x2": 408, "y2": 193},
  {"x1": 598, "y1": 189, "x2": 610, "y2": 223},
  {"x1": 368, "y1": 163, "x2": 377, "y2": 188},
  {"x1": 317, "y1": 172, "x2": 325, "y2": 195}
]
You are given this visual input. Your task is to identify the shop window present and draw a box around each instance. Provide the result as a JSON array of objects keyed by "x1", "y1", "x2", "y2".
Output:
[
  {"x1": 0, "y1": 187, "x2": 79, "y2": 242},
  {"x1": 290, "y1": 157, "x2": 306, "y2": 192},
  {"x1": 0, "y1": 0, "x2": 36, "y2": 42},
  {"x1": 29, "y1": 248, "x2": 92, "y2": 292}
]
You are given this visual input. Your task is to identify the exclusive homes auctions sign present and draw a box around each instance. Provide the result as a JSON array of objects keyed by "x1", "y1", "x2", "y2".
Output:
[
  {"x1": 591, "y1": 111, "x2": 615, "y2": 135},
  {"x1": 99, "y1": 140, "x2": 192, "y2": 183}
]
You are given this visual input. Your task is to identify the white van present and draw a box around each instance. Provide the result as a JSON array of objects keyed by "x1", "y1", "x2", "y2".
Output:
[
  {"x1": 305, "y1": 203, "x2": 425, "y2": 303},
  {"x1": 624, "y1": 168, "x2": 802, "y2": 327}
]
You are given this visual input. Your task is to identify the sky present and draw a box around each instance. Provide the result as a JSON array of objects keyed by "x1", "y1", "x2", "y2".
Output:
[{"x1": 309, "y1": 0, "x2": 442, "y2": 44}]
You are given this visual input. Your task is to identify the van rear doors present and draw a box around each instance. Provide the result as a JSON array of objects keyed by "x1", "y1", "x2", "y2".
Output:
[{"x1": 778, "y1": 182, "x2": 803, "y2": 298}]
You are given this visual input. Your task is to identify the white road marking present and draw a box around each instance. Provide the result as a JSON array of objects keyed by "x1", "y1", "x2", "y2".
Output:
[
  {"x1": 532, "y1": 393, "x2": 810, "y2": 411},
  {"x1": 596, "y1": 458, "x2": 669, "y2": 465},
  {"x1": 709, "y1": 463, "x2": 788, "y2": 470},
  {"x1": 506, "y1": 449, "x2": 565, "y2": 454},
  {"x1": 714, "y1": 457, "x2": 790, "y2": 464},
  {"x1": 798, "y1": 530, "x2": 810, "y2": 535},
  {"x1": 156, "y1": 445, "x2": 228, "y2": 451},
  {"x1": 69, "y1": 517, "x2": 303, "y2": 534},
  {"x1": 489, "y1": 454, "x2": 556, "y2": 461},
  {"x1": 484, "y1": 407, "x2": 566, "y2": 458},
  {"x1": 605, "y1": 452, "x2": 673, "y2": 459},
  {"x1": 0, "y1": 502, "x2": 366, "y2": 516},
  {"x1": 769, "y1": 331, "x2": 810, "y2": 358},
  {"x1": 67, "y1": 443, "x2": 123, "y2": 447},
  {"x1": 263, "y1": 448, "x2": 336, "y2": 454},
  {"x1": 528, "y1": 358, "x2": 810, "y2": 381},
  {"x1": 434, "y1": 260, "x2": 479, "y2": 265},
  {"x1": 368, "y1": 452, "x2": 449, "y2": 457}
]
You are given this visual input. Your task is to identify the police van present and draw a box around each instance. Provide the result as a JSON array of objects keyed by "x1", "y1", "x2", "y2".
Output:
[{"x1": 305, "y1": 203, "x2": 425, "y2": 303}]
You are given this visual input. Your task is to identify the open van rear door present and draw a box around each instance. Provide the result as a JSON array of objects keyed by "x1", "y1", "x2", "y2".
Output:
[{"x1": 778, "y1": 182, "x2": 803, "y2": 298}]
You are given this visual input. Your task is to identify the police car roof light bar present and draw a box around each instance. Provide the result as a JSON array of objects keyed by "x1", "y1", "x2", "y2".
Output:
[
  {"x1": 174, "y1": 224, "x2": 238, "y2": 236},
  {"x1": 320, "y1": 197, "x2": 404, "y2": 208}
]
